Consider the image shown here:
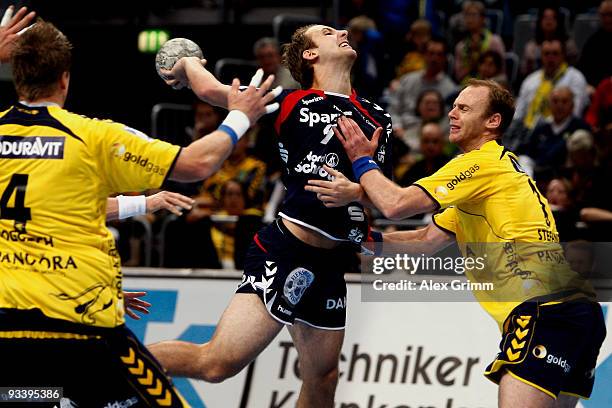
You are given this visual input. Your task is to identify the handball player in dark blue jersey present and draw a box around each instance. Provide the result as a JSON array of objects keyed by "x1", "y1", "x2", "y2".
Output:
[{"x1": 150, "y1": 24, "x2": 392, "y2": 406}]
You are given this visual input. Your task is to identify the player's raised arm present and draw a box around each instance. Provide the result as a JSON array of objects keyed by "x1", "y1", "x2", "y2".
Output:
[
  {"x1": 161, "y1": 56, "x2": 232, "y2": 108},
  {"x1": 170, "y1": 70, "x2": 281, "y2": 182}
]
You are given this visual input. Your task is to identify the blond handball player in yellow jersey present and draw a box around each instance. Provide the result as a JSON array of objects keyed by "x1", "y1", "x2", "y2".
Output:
[
  {"x1": 0, "y1": 21, "x2": 281, "y2": 407},
  {"x1": 306, "y1": 79, "x2": 606, "y2": 407}
]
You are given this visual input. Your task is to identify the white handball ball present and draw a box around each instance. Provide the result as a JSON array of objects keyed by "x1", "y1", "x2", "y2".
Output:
[{"x1": 155, "y1": 38, "x2": 203, "y2": 79}]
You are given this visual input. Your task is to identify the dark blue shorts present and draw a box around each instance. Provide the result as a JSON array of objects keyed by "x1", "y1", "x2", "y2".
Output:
[
  {"x1": 237, "y1": 219, "x2": 357, "y2": 330},
  {"x1": 484, "y1": 297, "x2": 606, "y2": 399}
]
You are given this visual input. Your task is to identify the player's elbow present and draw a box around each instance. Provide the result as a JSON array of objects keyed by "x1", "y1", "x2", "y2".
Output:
[
  {"x1": 380, "y1": 189, "x2": 417, "y2": 220},
  {"x1": 378, "y1": 196, "x2": 406, "y2": 220},
  {"x1": 381, "y1": 204, "x2": 406, "y2": 221},
  {"x1": 170, "y1": 149, "x2": 216, "y2": 182}
]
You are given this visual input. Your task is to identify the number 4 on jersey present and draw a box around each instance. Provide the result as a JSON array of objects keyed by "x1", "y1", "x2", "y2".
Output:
[{"x1": 0, "y1": 174, "x2": 32, "y2": 224}]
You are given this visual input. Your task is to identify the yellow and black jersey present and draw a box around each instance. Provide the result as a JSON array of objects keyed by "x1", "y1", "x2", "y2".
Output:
[
  {"x1": 0, "y1": 102, "x2": 180, "y2": 329},
  {"x1": 414, "y1": 140, "x2": 593, "y2": 326}
]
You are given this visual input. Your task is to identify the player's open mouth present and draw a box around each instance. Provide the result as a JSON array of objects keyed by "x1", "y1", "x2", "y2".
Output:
[
  {"x1": 450, "y1": 125, "x2": 460, "y2": 133},
  {"x1": 339, "y1": 41, "x2": 351, "y2": 48}
]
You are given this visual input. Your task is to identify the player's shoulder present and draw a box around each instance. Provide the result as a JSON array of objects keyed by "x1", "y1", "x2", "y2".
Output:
[
  {"x1": 352, "y1": 93, "x2": 383, "y2": 109},
  {"x1": 274, "y1": 89, "x2": 327, "y2": 131},
  {"x1": 0, "y1": 106, "x2": 11, "y2": 119},
  {"x1": 54, "y1": 108, "x2": 153, "y2": 142},
  {"x1": 278, "y1": 89, "x2": 325, "y2": 106},
  {"x1": 462, "y1": 140, "x2": 506, "y2": 163},
  {"x1": 51, "y1": 107, "x2": 118, "y2": 132}
]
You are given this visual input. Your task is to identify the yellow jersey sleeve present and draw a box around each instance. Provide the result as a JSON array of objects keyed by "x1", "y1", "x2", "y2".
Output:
[
  {"x1": 414, "y1": 151, "x2": 492, "y2": 209},
  {"x1": 432, "y1": 207, "x2": 458, "y2": 235},
  {"x1": 93, "y1": 121, "x2": 180, "y2": 195}
]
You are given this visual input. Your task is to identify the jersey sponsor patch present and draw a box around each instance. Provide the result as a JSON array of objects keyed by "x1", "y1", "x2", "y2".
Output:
[
  {"x1": 111, "y1": 143, "x2": 167, "y2": 176},
  {"x1": 0, "y1": 136, "x2": 65, "y2": 159},
  {"x1": 446, "y1": 164, "x2": 480, "y2": 190},
  {"x1": 294, "y1": 151, "x2": 339, "y2": 180}
]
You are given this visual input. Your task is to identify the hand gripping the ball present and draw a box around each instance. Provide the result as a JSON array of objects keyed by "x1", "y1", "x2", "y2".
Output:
[
  {"x1": 228, "y1": 68, "x2": 282, "y2": 124},
  {"x1": 155, "y1": 38, "x2": 205, "y2": 89}
]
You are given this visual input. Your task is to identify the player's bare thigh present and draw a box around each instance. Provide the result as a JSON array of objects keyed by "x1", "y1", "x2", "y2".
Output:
[
  {"x1": 499, "y1": 371, "x2": 578, "y2": 408},
  {"x1": 204, "y1": 293, "x2": 283, "y2": 371}
]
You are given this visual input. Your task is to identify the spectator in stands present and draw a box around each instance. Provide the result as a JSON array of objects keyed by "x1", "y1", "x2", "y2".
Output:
[
  {"x1": 585, "y1": 76, "x2": 612, "y2": 131},
  {"x1": 394, "y1": 89, "x2": 449, "y2": 155},
  {"x1": 347, "y1": 15, "x2": 385, "y2": 98},
  {"x1": 388, "y1": 38, "x2": 456, "y2": 139},
  {"x1": 564, "y1": 130, "x2": 610, "y2": 218},
  {"x1": 576, "y1": 124, "x2": 612, "y2": 239},
  {"x1": 521, "y1": 6, "x2": 578, "y2": 77},
  {"x1": 520, "y1": 87, "x2": 591, "y2": 178},
  {"x1": 192, "y1": 99, "x2": 225, "y2": 141},
  {"x1": 253, "y1": 37, "x2": 299, "y2": 89},
  {"x1": 211, "y1": 179, "x2": 263, "y2": 269},
  {"x1": 514, "y1": 39, "x2": 588, "y2": 130},
  {"x1": 394, "y1": 19, "x2": 432, "y2": 79},
  {"x1": 476, "y1": 50, "x2": 508, "y2": 88},
  {"x1": 546, "y1": 177, "x2": 581, "y2": 241},
  {"x1": 453, "y1": 1, "x2": 505, "y2": 84},
  {"x1": 164, "y1": 99, "x2": 226, "y2": 198},
  {"x1": 398, "y1": 122, "x2": 451, "y2": 186},
  {"x1": 201, "y1": 126, "x2": 267, "y2": 210},
  {"x1": 578, "y1": 0, "x2": 612, "y2": 87}
]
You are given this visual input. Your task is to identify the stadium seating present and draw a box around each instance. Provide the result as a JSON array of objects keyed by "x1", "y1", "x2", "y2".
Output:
[{"x1": 574, "y1": 13, "x2": 600, "y2": 51}]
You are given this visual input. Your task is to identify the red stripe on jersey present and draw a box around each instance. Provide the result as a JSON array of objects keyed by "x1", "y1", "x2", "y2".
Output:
[
  {"x1": 274, "y1": 89, "x2": 325, "y2": 135},
  {"x1": 253, "y1": 233, "x2": 268, "y2": 253},
  {"x1": 349, "y1": 90, "x2": 381, "y2": 128}
]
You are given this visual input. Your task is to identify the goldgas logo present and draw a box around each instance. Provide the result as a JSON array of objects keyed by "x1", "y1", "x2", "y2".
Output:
[
  {"x1": 447, "y1": 164, "x2": 480, "y2": 190},
  {"x1": 111, "y1": 143, "x2": 166, "y2": 176},
  {"x1": 435, "y1": 186, "x2": 449, "y2": 198},
  {"x1": 0, "y1": 136, "x2": 65, "y2": 159},
  {"x1": 111, "y1": 143, "x2": 126, "y2": 157}
]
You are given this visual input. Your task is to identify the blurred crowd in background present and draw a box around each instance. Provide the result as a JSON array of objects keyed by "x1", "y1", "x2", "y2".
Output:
[{"x1": 97, "y1": 0, "x2": 612, "y2": 269}]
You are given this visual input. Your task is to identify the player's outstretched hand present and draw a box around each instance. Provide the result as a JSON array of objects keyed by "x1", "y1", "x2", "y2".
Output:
[
  {"x1": 0, "y1": 5, "x2": 36, "y2": 63},
  {"x1": 305, "y1": 165, "x2": 363, "y2": 207},
  {"x1": 146, "y1": 191, "x2": 195, "y2": 216},
  {"x1": 227, "y1": 68, "x2": 282, "y2": 125},
  {"x1": 333, "y1": 116, "x2": 382, "y2": 162},
  {"x1": 124, "y1": 291, "x2": 151, "y2": 320},
  {"x1": 160, "y1": 56, "x2": 207, "y2": 90}
]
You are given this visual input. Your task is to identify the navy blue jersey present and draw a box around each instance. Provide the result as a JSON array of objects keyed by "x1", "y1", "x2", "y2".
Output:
[{"x1": 270, "y1": 89, "x2": 393, "y2": 246}]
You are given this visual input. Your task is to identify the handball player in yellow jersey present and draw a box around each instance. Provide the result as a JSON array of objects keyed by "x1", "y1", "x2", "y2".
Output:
[
  {"x1": 307, "y1": 79, "x2": 606, "y2": 407},
  {"x1": 0, "y1": 20, "x2": 280, "y2": 407}
]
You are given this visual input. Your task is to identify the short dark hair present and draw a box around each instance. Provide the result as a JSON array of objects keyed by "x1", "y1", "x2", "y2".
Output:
[
  {"x1": 535, "y1": 6, "x2": 569, "y2": 44},
  {"x1": 253, "y1": 37, "x2": 280, "y2": 55},
  {"x1": 415, "y1": 89, "x2": 444, "y2": 118},
  {"x1": 466, "y1": 79, "x2": 515, "y2": 135},
  {"x1": 425, "y1": 36, "x2": 448, "y2": 54},
  {"x1": 478, "y1": 50, "x2": 504, "y2": 73},
  {"x1": 12, "y1": 21, "x2": 72, "y2": 101},
  {"x1": 281, "y1": 24, "x2": 317, "y2": 89}
]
